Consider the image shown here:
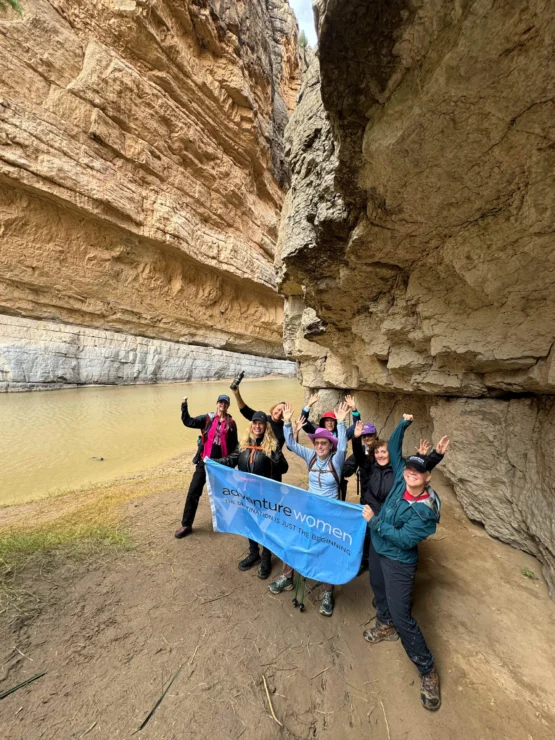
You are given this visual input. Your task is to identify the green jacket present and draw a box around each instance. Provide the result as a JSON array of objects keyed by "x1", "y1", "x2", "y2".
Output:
[{"x1": 368, "y1": 418, "x2": 441, "y2": 564}]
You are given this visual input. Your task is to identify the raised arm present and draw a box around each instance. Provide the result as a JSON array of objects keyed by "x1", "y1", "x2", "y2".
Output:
[
  {"x1": 344, "y1": 395, "x2": 361, "y2": 440},
  {"x1": 181, "y1": 397, "x2": 209, "y2": 430},
  {"x1": 388, "y1": 414, "x2": 413, "y2": 474},
  {"x1": 351, "y1": 422, "x2": 367, "y2": 467},
  {"x1": 331, "y1": 402, "x2": 349, "y2": 474},
  {"x1": 426, "y1": 435, "x2": 450, "y2": 471},
  {"x1": 282, "y1": 403, "x2": 315, "y2": 464},
  {"x1": 231, "y1": 387, "x2": 254, "y2": 421}
]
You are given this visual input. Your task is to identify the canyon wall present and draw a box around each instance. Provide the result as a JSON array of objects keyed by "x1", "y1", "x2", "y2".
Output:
[
  {"x1": 0, "y1": 315, "x2": 295, "y2": 391},
  {"x1": 0, "y1": 0, "x2": 299, "y2": 382},
  {"x1": 278, "y1": 2, "x2": 555, "y2": 595}
]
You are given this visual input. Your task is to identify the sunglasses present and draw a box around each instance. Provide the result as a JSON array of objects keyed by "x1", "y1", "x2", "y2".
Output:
[{"x1": 313, "y1": 440, "x2": 331, "y2": 446}]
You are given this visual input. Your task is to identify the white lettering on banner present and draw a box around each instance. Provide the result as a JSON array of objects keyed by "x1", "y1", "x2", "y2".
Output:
[{"x1": 294, "y1": 508, "x2": 352, "y2": 545}]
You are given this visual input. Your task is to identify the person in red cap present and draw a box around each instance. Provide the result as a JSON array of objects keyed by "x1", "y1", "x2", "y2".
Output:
[
  {"x1": 175, "y1": 394, "x2": 238, "y2": 540},
  {"x1": 267, "y1": 401, "x2": 350, "y2": 617}
]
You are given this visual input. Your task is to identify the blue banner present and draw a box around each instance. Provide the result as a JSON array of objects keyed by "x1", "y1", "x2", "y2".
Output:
[{"x1": 205, "y1": 459, "x2": 366, "y2": 585}]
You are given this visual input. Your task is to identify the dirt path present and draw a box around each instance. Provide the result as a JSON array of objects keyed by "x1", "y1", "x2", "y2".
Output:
[{"x1": 1, "y1": 460, "x2": 554, "y2": 739}]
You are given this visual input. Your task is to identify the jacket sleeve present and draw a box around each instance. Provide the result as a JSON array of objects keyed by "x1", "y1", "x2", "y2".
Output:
[
  {"x1": 352, "y1": 434, "x2": 367, "y2": 467},
  {"x1": 284, "y1": 422, "x2": 314, "y2": 464},
  {"x1": 342, "y1": 454, "x2": 358, "y2": 478},
  {"x1": 239, "y1": 405, "x2": 255, "y2": 421},
  {"x1": 301, "y1": 406, "x2": 317, "y2": 435},
  {"x1": 214, "y1": 445, "x2": 240, "y2": 468},
  {"x1": 369, "y1": 509, "x2": 437, "y2": 549},
  {"x1": 272, "y1": 448, "x2": 289, "y2": 474},
  {"x1": 388, "y1": 418, "x2": 412, "y2": 475},
  {"x1": 332, "y1": 422, "x2": 347, "y2": 475},
  {"x1": 181, "y1": 402, "x2": 208, "y2": 430},
  {"x1": 345, "y1": 410, "x2": 360, "y2": 440},
  {"x1": 426, "y1": 450, "x2": 444, "y2": 471}
]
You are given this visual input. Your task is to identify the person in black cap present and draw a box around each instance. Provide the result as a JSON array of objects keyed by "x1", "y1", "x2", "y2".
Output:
[
  {"x1": 175, "y1": 394, "x2": 238, "y2": 539},
  {"x1": 215, "y1": 411, "x2": 287, "y2": 578},
  {"x1": 361, "y1": 413, "x2": 450, "y2": 712},
  {"x1": 230, "y1": 385, "x2": 288, "y2": 471}
]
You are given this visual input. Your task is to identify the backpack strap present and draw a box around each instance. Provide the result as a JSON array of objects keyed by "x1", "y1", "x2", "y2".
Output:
[{"x1": 308, "y1": 454, "x2": 341, "y2": 487}]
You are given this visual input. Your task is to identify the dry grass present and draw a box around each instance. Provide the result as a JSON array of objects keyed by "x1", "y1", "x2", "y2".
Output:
[{"x1": 0, "y1": 467, "x2": 184, "y2": 617}]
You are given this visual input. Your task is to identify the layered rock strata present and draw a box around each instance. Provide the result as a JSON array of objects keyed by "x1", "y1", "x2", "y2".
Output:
[
  {"x1": 278, "y1": 2, "x2": 555, "y2": 595},
  {"x1": 0, "y1": 0, "x2": 299, "y2": 371},
  {"x1": 0, "y1": 315, "x2": 295, "y2": 391}
]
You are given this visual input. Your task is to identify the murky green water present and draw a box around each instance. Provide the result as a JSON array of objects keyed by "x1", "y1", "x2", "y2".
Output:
[{"x1": 0, "y1": 377, "x2": 305, "y2": 506}]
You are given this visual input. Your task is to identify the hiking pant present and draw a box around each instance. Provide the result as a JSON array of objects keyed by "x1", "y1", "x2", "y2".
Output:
[
  {"x1": 248, "y1": 538, "x2": 272, "y2": 562},
  {"x1": 181, "y1": 461, "x2": 207, "y2": 526},
  {"x1": 369, "y1": 541, "x2": 434, "y2": 675}
]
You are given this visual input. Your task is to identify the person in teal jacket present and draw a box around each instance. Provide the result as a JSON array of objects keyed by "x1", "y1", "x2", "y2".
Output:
[{"x1": 362, "y1": 414, "x2": 450, "y2": 713}]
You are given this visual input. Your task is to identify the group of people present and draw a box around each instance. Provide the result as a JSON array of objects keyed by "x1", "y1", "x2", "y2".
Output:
[{"x1": 174, "y1": 384, "x2": 450, "y2": 712}]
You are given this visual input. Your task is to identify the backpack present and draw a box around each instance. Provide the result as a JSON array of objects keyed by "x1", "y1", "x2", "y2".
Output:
[{"x1": 308, "y1": 454, "x2": 340, "y2": 486}]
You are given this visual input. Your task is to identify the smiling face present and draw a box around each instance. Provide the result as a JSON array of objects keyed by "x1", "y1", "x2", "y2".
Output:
[
  {"x1": 374, "y1": 442, "x2": 390, "y2": 466},
  {"x1": 313, "y1": 438, "x2": 333, "y2": 459},
  {"x1": 323, "y1": 419, "x2": 336, "y2": 432},
  {"x1": 251, "y1": 420, "x2": 266, "y2": 437},
  {"x1": 270, "y1": 403, "x2": 285, "y2": 422},
  {"x1": 404, "y1": 466, "x2": 431, "y2": 490},
  {"x1": 216, "y1": 400, "x2": 229, "y2": 415}
]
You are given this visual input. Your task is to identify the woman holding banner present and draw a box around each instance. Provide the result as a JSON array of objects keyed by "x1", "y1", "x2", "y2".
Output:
[
  {"x1": 215, "y1": 411, "x2": 287, "y2": 579},
  {"x1": 268, "y1": 401, "x2": 350, "y2": 617}
]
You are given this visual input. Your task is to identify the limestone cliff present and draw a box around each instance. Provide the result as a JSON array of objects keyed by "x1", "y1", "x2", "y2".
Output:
[
  {"x1": 278, "y1": 2, "x2": 555, "y2": 595},
  {"x1": 0, "y1": 0, "x2": 299, "y2": 371}
]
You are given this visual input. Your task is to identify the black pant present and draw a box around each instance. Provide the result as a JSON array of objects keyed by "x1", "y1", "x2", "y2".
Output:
[
  {"x1": 181, "y1": 461, "x2": 207, "y2": 526},
  {"x1": 369, "y1": 541, "x2": 434, "y2": 675},
  {"x1": 248, "y1": 538, "x2": 271, "y2": 561},
  {"x1": 360, "y1": 528, "x2": 370, "y2": 570}
]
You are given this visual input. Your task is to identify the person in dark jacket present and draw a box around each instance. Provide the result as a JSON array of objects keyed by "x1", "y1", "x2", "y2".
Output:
[
  {"x1": 353, "y1": 424, "x2": 444, "y2": 573},
  {"x1": 230, "y1": 386, "x2": 289, "y2": 476},
  {"x1": 215, "y1": 411, "x2": 287, "y2": 579},
  {"x1": 361, "y1": 414, "x2": 450, "y2": 712},
  {"x1": 174, "y1": 394, "x2": 238, "y2": 540}
]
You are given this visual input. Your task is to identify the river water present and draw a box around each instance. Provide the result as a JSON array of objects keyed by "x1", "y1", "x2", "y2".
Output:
[{"x1": 0, "y1": 377, "x2": 305, "y2": 506}]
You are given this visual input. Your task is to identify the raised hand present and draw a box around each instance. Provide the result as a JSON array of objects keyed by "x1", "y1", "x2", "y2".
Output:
[
  {"x1": 416, "y1": 439, "x2": 431, "y2": 456},
  {"x1": 345, "y1": 394, "x2": 357, "y2": 410},
  {"x1": 354, "y1": 420, "x2": 364, "y2": 438},
  {"x1": 307, "y1": 392, "x2": 320, "y2": 408},
  {"x1": 403, "y1": 413, "x2": 414, "y2": 422},
  {"x1": 283, "y1": 402, "x2": 293, "y2": 423},
  {"x1": 334, "y1": 401, "x2": 350, "y2": 422},
  {"x1": 435, "y1": 435, "x2": 450, "y2": 455},
  {"x1": 294, "y1": 415, "x2": 308, "y2": 434},
  {"x1": 362, "y1": 504, "x2": 375, "y2": 522}
]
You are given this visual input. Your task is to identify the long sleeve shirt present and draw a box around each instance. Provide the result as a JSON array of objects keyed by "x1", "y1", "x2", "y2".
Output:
[{"x1": 284, "y1": 421, "x2": 347, "y2": 499}]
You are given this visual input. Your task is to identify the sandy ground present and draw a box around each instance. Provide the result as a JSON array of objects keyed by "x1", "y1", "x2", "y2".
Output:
[{"x1": 1, "y1": 457, "x2": 555, "y2": 740}]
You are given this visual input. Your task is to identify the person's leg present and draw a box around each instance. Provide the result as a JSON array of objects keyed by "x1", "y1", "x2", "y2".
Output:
[
  {"x1": 359, "y1": 528, "x2": 370, "y2": 574},
  {"x1": 175, "y1": 463, "x2": 206, "y2": 537},
  {"x1": 258, "y1": 546, "x2": 272, "y2": 579},
  {"x1": 319, "y1": 583, "x2": 334, "y2": 616},
  {"x1": 339, "y1": 478, "x2": 348, "y2": 501},
  {"x1": 269, "y1": 562, "x2": 294, "y2": 593},
  {"x1": 364, "y1": 542, "x2": 399, "y2": 642},
  {"x1": 380, "y1": 556, "x2": 440, "y2": 710},
  {"x1": 238, "y1": 539, "x2": 261, "y2": 571}
]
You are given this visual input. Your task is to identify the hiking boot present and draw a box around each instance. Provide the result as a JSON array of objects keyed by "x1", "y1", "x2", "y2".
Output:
[
  {"x1": 319, "y1": 590, "x2": 334, "y2": 617},
  {"x1": 420, "y1": 668, "x2": 441, "y2": 711},
  {"x1": 238, "y1": 551, "x2": 261, "y2": 571},
  {"x1": 174, "y1": 525, "x2": 192, "y2": 539},
  {"x1": 363, "y1": 621, "x2": 399, "y2": 644},
  {"x1": 268, "y1": 575, "x2": 294, "y2": 594},
  {"x1": 258, "y1": 554, "x2": 272, "y2": 580}
]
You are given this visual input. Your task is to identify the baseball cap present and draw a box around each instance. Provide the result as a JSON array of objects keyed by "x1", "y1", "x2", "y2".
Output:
[
  {"x1": 217, "y1": 394, "x2": 231, "y2": 404},
  {"x1": 405, "y1": 455, "x2": 428, "y2": 473},
  {"x1": 251, "y1": 411, "x2": 268, "y2": 423}
]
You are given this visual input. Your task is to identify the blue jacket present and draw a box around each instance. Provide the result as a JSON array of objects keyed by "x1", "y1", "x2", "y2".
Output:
[{"x1": 368, "y1": 419, "x2": 441, "y2": 564}]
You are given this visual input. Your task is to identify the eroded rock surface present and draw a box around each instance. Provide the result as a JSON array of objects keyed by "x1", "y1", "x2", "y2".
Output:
[
  {"x1": 278, "y1": 1, "x2": 555, "y2": 594},
  {"x1": 0, "y1": 315, "x2": 295, "y2": 391},
  {"x1": 0, "y1": 0, "x2": 299, "y2": 363}
]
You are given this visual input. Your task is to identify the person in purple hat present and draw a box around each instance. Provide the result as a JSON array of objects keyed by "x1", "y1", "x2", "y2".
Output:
[{"x1": 267, "y1": 400, "x2": 350, "y2": 617}]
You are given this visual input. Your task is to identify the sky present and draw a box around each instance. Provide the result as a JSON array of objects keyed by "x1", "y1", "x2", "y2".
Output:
[{"x1": 290, "y1": 0, "x2": 318, "y2": 46}]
